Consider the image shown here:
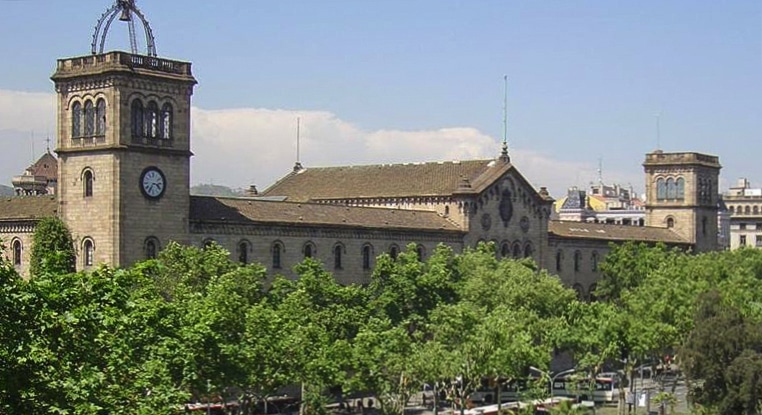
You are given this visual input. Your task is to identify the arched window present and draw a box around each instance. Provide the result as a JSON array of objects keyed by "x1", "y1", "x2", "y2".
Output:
[
  {"x1": 12, "y1": 239, "x2": 22, "y2": 266},
  {"x1": 238, "y1": 240, "x2": 250, "y2": 264},
  {"x1": 334, "y1": 244, "x2": 343, "y2": 269},
  {"x1": 555, "y1": 250, "x2": 563, "y2": 272},
  {"x1": 83, "y1": 169, "x2": 94, "y2": 197},
  {"x1": 84, "y1": 100, "x2": 95, "y2": 136},
  {"x1": 656, "y1": 178, "x2": 666, "y2": 200},
  {"x1": 572, "y1": 284, "x2": 585, "y2": 301},
  {"x1": 160, "y1": 103, "x2": 173, "y2": 139},
  {"x1": 754, "y1": 206, "x2": 759, "y2": 215},
  {"x1": 746, "y1": 206, "x2": 752, "y2": 215},
  {"x1": 95, "y1": 98, "x2": 106, "y2": 135},
  {"x1": 666, "y1": 178, "x2": 676, "y2": 199},
  {"x1": 303, "y1": 242, "x2": 314, "y2": 259},
  {"x1": 676, "y1": 178, "x2": 685, "y2": 200},
  {"x1": 83, "y1": 238, "x2": 95, "y2": 267},
  {"x1": 416, "y1": 245, "x2": 425, "y2": 262},
  {"x1": 588, "y1": 283, "x2": 598, "y2": 302},
  {"x1": 131, "y1": 99, "x2": 144, "y2": 137},
  {"x1": 202, "y1": 238, "x2": 215, "y2": 250},
  {"x1": 362, "y1": 244, "x2": 373, "y2": 270},
  {"x1": 146, "y1": 101, "x2": 159, "y2": 138},
  {"x1": 272, "y1": 242, "x2": 283, "y2": 269},
  {"x1": 512, "y1": 242, "x2": 521, "y2": 259},
  {"x1": 573, "y1": 251, "x2": 581, "y2": 272},
  {"x1": 389, "y1": 244, "x2": 399, "y2": 260},
  {"x1": 500, "y1": 242, "x2": 510, "y2": 258},
  {"x1": 71, "y1": 101, "x2": 82, "y2": 138},
  {"x1": 591, "y1": 251, "x2": 599, "y2": 272},
  {"x1": 667, "y1": 217, "x2": 675, "y2": 228},
  {"x1": 523, "y1": 243, "x2": 533, "y2": 259},
  {"x1": 144, "y1": 237, "x2": 160, "y2": 259}
]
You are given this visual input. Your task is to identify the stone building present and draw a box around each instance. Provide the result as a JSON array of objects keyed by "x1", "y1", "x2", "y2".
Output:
[
  {"x1": 0, "y1": 1, "x2": 722, "y2": 299},
  {"x1": 723, "y1": 178, "x2": 762, "y2": 250}
]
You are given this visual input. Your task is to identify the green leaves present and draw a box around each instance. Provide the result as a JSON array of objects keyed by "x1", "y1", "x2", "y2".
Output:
[{"x1": 29, "y1": 217, "x2": 76, "y2": 277}]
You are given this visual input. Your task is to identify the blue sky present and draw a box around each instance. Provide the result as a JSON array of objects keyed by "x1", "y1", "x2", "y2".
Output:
[{"x1": 0, "y1": 0, "x2": 760, "y2": 197}]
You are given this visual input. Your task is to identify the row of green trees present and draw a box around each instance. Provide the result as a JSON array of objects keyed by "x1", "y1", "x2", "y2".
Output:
[{"x1": 1, "y1": 217, "x2": 761, "y2": 414}]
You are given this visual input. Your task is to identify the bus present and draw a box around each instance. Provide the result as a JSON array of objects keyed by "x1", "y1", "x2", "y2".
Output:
[{"x1": 551, "y1": 374, "x2": 620, "y2": 404}]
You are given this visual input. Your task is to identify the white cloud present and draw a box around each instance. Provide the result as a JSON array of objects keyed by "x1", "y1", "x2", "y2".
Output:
[{"x1": 0, "y1": 88, "x2": 635, "y2": 198}]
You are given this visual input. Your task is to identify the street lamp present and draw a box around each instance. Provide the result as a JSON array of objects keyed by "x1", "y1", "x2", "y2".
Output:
[{"x1": 531, "y1": 367, "x2": 576, "y2": 399}]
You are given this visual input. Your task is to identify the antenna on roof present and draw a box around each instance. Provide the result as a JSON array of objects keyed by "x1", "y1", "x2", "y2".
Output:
[
  {"x1": 597, "y1": 157, "x2": 603, "y2": 184},
  {"x1": 293, "y1": 117, "x2": 303, "y2": 172},
  {"x1": 499, "y1": 75, "x2": 510, "y2": 162}
]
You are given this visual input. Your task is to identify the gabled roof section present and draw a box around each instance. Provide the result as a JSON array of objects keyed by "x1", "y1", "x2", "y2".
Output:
[
  {"x1": 27, "y1": 151, "x2": 58, "y2": 181},
  {"x1": 189, "y1": 196, "x2": 463, "y2": 233},
  {"x1": 0, "y1": 196, "x2": 58, "y2": 220},
  {"x1": 548, "y1": 220, "x2": 689, "y2": 245},
  {"x1": 261, "y1": 159, "x2": 507, "y2": 202}
]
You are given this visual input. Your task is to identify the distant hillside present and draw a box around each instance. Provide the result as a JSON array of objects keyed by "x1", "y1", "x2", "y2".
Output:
[
  {"x1": 190, "y1": 184, "x2": 244, "y2": 197},
  {"x1": 0, "y1": 185, "x2": 14, "y2": 196}
]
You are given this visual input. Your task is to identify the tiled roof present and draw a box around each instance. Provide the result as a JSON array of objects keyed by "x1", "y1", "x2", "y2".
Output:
[
  {"x1": 261, "y1": 159, "x2": 509, "y2": 202},
  {"x1": 548, "y1": 220, "x2": 689, "y2": 244},
  {"x1": 189, "y1": 196, "x2": 463, "y2": 232},
  {"x1": 0, "y1": 196, "x2": 58, "y2": 220},
  {"x1": 28, "y1": 152, "x2": 58, "y2": 181}
]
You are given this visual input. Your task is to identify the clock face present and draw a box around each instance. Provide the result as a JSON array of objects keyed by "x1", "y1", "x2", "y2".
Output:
[{"x1": 140, "y1": 167, "x2": 166, "y2": 199}]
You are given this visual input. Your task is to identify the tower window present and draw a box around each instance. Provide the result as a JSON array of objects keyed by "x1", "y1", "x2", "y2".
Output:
[
  {"x1": 84, "y1": 100, "x2": 95, "y2": 136},
  {"x1": 333, "y1": 244, "x2": 343, "y2": 269},
  {"x1": 131, "y1": 99, "x2": 145, "y2": 137},
  {"x1": 238, "y1": 240, "x2": 249, "y2": 264},
  {"x1": 667, "y1": 217, "x2": 675, "y2": 228},
  {"x1": 146, "y1": 101, "x2": 159, "y2": 138},
  {"x1": 12, "y1": 239, "x2": 22, "y2": 266},
  {"x1": 666, "y1": 178, "x2": 676, "y2": 199},
  {"x1": 656, "y1": 178, "x2": 666, "y2": 200},
  {"x1": 362, "y1": 244, "x2": 372, "y2": 270},
  {"x1": 95, "y1": 98, "x2": 106, "y2": 136},
  {"x1": 161, "y1": 103, "x2": 173, "y2": 139},
  {"x1": 83, "y1": 238, "x2": 94, "y2": 267},
  {"x1": 83, "y1": 169, "x2": 94, "y2": 197},
  {"x1": 702, "y1": 217, "x2": 708, "y2": 236},
  {"x1": 272, "y1": 242, "x2": 283, "y2": 269},
  {"x1": 71, "y1": 101, "x2": 82, "y2": 138},
  {"x1": 676, "y1": 178, "x2": 685, "y2": 200},
  {"x1": 144, "y1": 237, "x2": 160, "y2": 259}
]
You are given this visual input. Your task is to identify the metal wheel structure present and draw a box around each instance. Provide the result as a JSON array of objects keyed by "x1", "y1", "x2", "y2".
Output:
[{"x1": 91, "y1": 0, "x2": 157, "y2": 56}]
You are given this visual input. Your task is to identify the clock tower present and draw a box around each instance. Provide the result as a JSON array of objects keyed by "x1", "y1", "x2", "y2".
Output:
[{"x1": 52, "y1": 0, "x2": 197, "y2": 269}]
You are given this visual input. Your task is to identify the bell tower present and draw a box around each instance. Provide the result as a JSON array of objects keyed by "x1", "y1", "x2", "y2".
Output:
[
  {"x1": 52, "y1": 0, "x2": 197, "y2": 269},
  {"x1": 643, "y1": 151, "x2": 722, "y2": 253}
]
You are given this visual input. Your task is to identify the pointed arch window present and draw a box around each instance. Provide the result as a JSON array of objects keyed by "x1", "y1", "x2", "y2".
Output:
[
  {"x1": 272, "y1": 242, "x2": 283, "y2": 269},
  {"x1": 161, "y1": 103, "x2": 173, "y2": 139},
  {"x1": 95, "y1": 98, "x2": 106, "y2": 135},
  {"x1": 362, "y1": 244, "x2": 373, "y2": 270},
  {"x1": 238, "y1": 240, "x2": 250, "y2": 264},
  {"x1": 144, "y1": 237, "x2": 160, "y2": 259},
  {"x1": 146, "y1": 101, "x2": 159, "y2": 138},
  {"x1": 656, "y1": 178, "x2": 666, "y2": 200},
  {"x1": 83, "y1": 169, "x2": 94, "y2": 197},
  {"x1": 12, "y1": 239, "x2": 22, "y2": 266},
  {"x1": 84, "y1": 100, "x2": 95, "y2": 136},
  {"x1": 523, "y1": 243, "x2": 533, "y2": 259},
  {"x1": 389, "y1": 244, "x2": 399, "y2": 260},
  {"x1": 83, "y1": 238, "x2": 95, "y2": 267},
  {"x1": 71, "y1": 101, "x2": 82, "y2": 138},
  {"x1": 416, "y1": 245, "x2": 425, "y2": 262},
  {"x1": 512, "y1": 242, "x2": 522, "y2": 259},
  {"x1": 303, "y1": 242, "x2": 314, "y2": 259},
  {"x1": 131, "y1": 100, "x2": 144, "y2": 137},
  {"x1": 500, "y1": 242, "x2": 510, "y2": 258},
  {"x1": 333, "y1": 244, "x2": 343, "y2": 269}
]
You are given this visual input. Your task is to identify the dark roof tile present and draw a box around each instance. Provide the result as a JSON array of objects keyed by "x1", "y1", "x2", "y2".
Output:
[
  {"x1": 0, "y1": 196, "x2": 58, "y2": 220},
  {"x1": 548, "y1": 220, "x2": 689, "y2": 244}
]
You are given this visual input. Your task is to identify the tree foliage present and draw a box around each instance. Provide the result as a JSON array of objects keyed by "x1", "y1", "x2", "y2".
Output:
[{"x1": 29, "y1": 216, "x2": 76, "y2": 277}]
